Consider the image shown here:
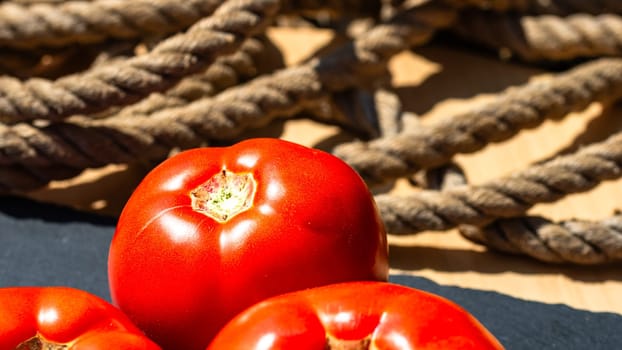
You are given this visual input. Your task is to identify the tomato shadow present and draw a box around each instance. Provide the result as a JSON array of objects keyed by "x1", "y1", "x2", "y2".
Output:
[
  {"x1": 389, "y1": 274, "x2": 622, "y2": 349},
  {"x1": 0, "y1": 195, "x2": 116, "y2": 226},
  {"x1": 389, "y1": 242, "x2": 622, "y2": 283},
  {"x1": 22, "y1": 162, "x2": 153, "y2": 219},
  {"x1": 0, "y1": 195, "x2": 115, "y2": 300}
]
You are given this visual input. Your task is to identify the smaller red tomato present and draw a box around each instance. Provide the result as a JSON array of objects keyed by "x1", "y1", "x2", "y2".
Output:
[
  {"x1": 0, "y1": 286, "x2": 161, "y2": 350},
  {"x1": 207, "y1": 281, "x2": 505, "y2": 350}
]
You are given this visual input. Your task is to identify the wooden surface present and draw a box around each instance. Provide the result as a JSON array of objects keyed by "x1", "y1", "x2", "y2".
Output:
[{"x1": 26, "y1": 27, "x2": 622, "y2": 315}]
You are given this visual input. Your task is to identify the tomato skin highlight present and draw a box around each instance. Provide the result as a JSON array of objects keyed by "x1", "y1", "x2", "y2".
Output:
[
  {"x1": 108, "y1": 138, "x2": 389, "y2": 350},
  {"x1": 207, "y1": 281, "x2": 505, "y2": 350},
  {"x1": 0, "y1": 286, "x2": 160, "y2": 350}
]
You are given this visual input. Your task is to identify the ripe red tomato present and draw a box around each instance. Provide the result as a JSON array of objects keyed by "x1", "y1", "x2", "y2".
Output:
[
  {"x1": 207, "y1": 281, "x2": 505, "y2": 349},
  {"x1": 108, "y1": 138, "x2": 388, "y2": 350},
  {"x1": 0, "y1": 286, "x2": 160, "y2": 350}
]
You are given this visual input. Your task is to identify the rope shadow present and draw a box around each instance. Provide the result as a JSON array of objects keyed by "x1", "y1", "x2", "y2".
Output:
[
  {"x1": 393, "y1": 41, "x2": 543, "y2": 116},
  {"x1": 388, "y1": 242, "x2": 622, "y2": 282},
  {"x1": 534, "y1": 102, "x2": 622, "y2": 164}
]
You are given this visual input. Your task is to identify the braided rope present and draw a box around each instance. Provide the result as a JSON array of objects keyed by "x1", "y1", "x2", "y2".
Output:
[
  {"x1": 0, "y1": 0, "x2": 378, "y2": 50},
  {"x1": 460, "y1": 215, "x2": 622, "y2": 264},
  {"x1": 0, "y1": 67, "x2": 323, "y2": 191},
  {"x1": 1, "y1": 0, "x2": 621, "y2": 266},
  {"x1": 0, "y1": 0, "x2": 222, "y2": 49},
  {"x1": 376, "y1": 129, "x2": 622, "y2": 234},
  {"x1": 420, "y1": 163, "x2": 622, "y2": 265},
  {"x1": 333, "y1": 58, "x2": 622, "y2": 186},
  {"x1": 0, "y1": 86, "x2": 402, "y2": 192},
  {"x1": 0, "y1": 0, "x2": 459, "y2": 191},
  {"x1": 104, "y1": 36, "x2": 277, "y2": 117},
  {"x1": 0, "y1": 0, "x2": 280, "y2": 124},
  {"x1": 453, "y1": 10, "x2": 622, "y2": 61}
]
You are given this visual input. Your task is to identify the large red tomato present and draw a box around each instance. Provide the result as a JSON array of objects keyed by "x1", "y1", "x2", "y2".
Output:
[
  {"x1": 0, "y1": 286, "x2": 161, "y2": 350},
  {"x1": 207, "y1": 281, "x2": 505, "y2": 349},
  {"x1": 108, "y1": 138, "x2": 388, "y2": 350}
]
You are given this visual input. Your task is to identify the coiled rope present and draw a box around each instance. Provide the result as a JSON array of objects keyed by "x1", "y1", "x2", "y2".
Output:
[{"x1": 1, "y1": 0, "x2": 621, "y2": 264}]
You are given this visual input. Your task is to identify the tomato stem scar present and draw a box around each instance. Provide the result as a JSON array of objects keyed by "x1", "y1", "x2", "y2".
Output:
[
  {"x1": 190, "y1": 168, "x2": 256, "y2": 223},
  {"x1": 15, "y1": 335, "x2": 68, "y2": 350},
  {"x1": 325, "y1": 334, "x2": 372, "y2": 350}
]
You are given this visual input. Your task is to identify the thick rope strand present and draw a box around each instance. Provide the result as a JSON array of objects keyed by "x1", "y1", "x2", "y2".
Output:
[
  {"x1": 0, "y1": 0, "x2": 222, "y2": 49},
  {"x1": 0, "y1": 0, "x2": 376, "y2": 50},
  {"x1": 0, "y1": 91, "x2": 395, "y2": 192},
  {"x1": 420, "y1": 162, "x2": 622, "y2": 265},
  {"x1": 376, "y1": 130, "x2": 622, "y2": 234},
  {"x1": 0, "y1": 0, "x2": 280, "y2": 124},
  {"x1": 0, "y1": 68, "x2": 332, "y2": 191},
  {"x1": 102, "y1": 36, "x2": 276, "y2": 117},
  {"x1": 460, "y1": 215, "x2": 622, "y2": 265},
  {"x1": 333, "y1": 57, "x2": 622, "y2": 186},
  {"x1": 453, "y1": 11, "x2": 622, "y2": 61}
]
